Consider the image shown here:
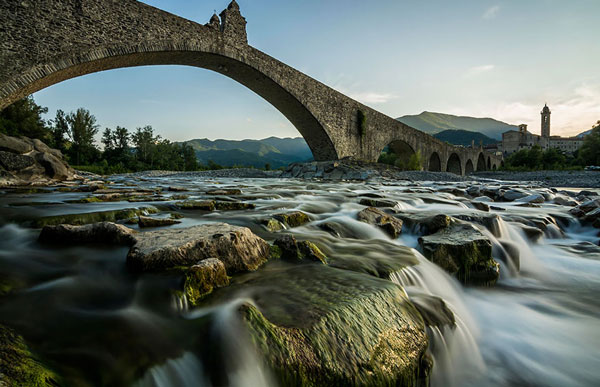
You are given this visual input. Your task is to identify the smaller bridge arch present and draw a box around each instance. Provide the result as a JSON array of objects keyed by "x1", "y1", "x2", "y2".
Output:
[
  {"x1": 487, "y1": 156, "x2": 491, "y2": 170},
  {"x1": 446, "y1": 153, "x2": 462, "y2": 175},
  {"x1": 476, "y1": 153, "x2": 487, "y2": 171},
  {"x1": 428, "y1": 152, "x2": 441, "y2": 172},
  {"x1": 465, "y1": 159, "x2": 474, "y2": 175}
]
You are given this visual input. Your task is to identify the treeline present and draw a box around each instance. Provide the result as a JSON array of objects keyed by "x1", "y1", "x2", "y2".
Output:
[
  {"x1": 0, "y1": 96, "x2": 217, "y2": 174},
  {"x1": 503, "y1": 121, "x2": 600, "y2": 171}
]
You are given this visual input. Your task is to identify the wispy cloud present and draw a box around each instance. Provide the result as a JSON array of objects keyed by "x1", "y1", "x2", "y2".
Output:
[
  {"x1": 349, "y1": 92, "x2": 398, "y2": 104},
  {"x1": 465, "y1": 64, "x2": 495, "y2": 77},
  {"x1": 483, "y1": 5, "x2": 500, "y2": 19}
]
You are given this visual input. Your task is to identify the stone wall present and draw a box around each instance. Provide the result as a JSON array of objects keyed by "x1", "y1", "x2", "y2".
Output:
[{"x1": 0, "y1": 0, "x2": 502, "y2": 174}]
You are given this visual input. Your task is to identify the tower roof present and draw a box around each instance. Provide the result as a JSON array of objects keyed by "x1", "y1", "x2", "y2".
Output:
[{"x1": 541, "y1": 103, "x2": 551, "y2": 114}]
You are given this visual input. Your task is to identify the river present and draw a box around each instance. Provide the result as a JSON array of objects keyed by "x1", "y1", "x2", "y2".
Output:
[{"x1": 0, "y1": 175, "x2": 599, "y2": 386}]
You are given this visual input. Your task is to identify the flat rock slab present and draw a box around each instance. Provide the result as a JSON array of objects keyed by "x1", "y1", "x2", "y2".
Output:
[
  {"x1": 126, "y1": 223, "x2": 270, "y2": 273},
  {"x1": 39, "y1": 222, "x2": 270, "y2": 275}
]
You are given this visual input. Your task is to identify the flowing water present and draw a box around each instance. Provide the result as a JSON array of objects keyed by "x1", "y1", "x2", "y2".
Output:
[{"x1": 0, "y1": 176, "x2": 599, "y2": 386}]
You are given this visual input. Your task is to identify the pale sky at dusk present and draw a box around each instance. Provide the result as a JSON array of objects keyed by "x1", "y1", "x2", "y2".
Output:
[{"x1": 33, "y1": 0, "x2": 600, "y2": 141}]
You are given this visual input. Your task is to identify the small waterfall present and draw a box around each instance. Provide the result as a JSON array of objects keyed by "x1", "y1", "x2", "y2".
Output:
[
  {"x1": 135, "y1": 352, "x2": 208, "y2": 387},
  {"x1": 390, "y1": 256, "x2": 486, "y2": 387}
]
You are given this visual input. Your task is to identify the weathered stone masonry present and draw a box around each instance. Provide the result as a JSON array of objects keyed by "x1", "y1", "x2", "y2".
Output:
[{"x1": 0, "y1": 0, "x2": 502, "y2": 174}]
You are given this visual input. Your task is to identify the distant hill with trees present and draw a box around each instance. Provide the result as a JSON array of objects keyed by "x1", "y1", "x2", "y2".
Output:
[
  {"x1": 433, "y1": 129, "x2": 497, "y2": 146},
  {"x1": 397, "y1": 111, "x2": 517, "y2": 140},
  {"x1": 181, "y1": 137, "x2": 313, "y2": 169}
]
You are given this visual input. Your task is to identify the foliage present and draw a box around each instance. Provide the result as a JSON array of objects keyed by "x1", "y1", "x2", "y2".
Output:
[
  {"x1": 66, "y1": 108, "x2": 100, "y2": 165},
  {"x1": 378, "y1": 149, "x2": 422, "y2": 171},
  {"x1": 579, "y1": 121, "x2": 600, "y2": 166},
  {"x1": 357, "y1": 109, "x2": 367, "y2": 138},
  {"x1": 502, "y1": 145, "x2": 582, "y2": 171},
  {"x1": 0, "y1": 96, "x2": 50, "y2": 141}
]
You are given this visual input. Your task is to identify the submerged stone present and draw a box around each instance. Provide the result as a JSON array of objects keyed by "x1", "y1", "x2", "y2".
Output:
[
  {"x1": 358, "y1": 198, "x2": 397, "y2": 207},
  {"x1": 395, "y1": 212, "x2": 451, "y2": 235},
  {"x1": 357, "y1": 207, "x2": 403, "y2": 238},
  {"x1": 137, "y1": 216, "x2": 181, "y2": 228},
  {"x1": 214, "y1": 201, "x2": 255, "y2": 211},
  {"x1": 176, "y1": 200, "x2": 216, "y2": 211},
  {"x1": 184, "y1": 258, "x2": 230, "y2": 306},
  {"x1": 263, "y1": 218, "x2": 285, "y2": 232},
  {"x1": 206, "y1": 188, "x2": 242, "y2": 195},
  {"x1": 31, "y1": 206, "x2": 158, "y2": 227},
  {"x1": 39, "y1": 222, "x2": 137, "y2": 245},
  {"x1": 418, "y1": 223, "x2": 499, "y2": 285}
]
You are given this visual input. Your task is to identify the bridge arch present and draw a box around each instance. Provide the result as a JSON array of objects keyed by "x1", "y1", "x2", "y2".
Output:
[
  {"x1": 446, "y1": 153, "x2": 462, "y2": 175},
  {"x1": 378, "y1": 140, "x2": 420, "y2": 170},
  {"x1": 465, "y1": 159, "x2": 474, "y2": 175},
  {"x1": 487, "y1": 156, "x2": 491, "y2": 170},
  {"x1": 476, "y1": 153, "x2": 487, "y2": 171},
  {"x1": 428, "y1": 152, "x2": 441, "y2": 172}
]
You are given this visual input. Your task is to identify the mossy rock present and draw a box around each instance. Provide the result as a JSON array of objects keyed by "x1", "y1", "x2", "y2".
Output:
[
  {"x1": 0, "y1": 324, "x2": 62, "y2": 386},
  {"x1": 214, "y1": 201, "x2": 256, "y2": 211},
  {"x1": 274, "y1": 235, "x2": 327, "y2": 264},
  {"x1": 175, "y1": 200, "x2": 216, "y2": 211},
  {"x1": 418, "y1": 223, "x2": 499, "y2": 285},
  {"x1": 212, "y1": 263, "x2": 430, "y2": 386},
  {"x1": 184, "y1": 258, "x2": 230, "y2": 306},
  {"x1": 263, "y1": 218, "x2": 285, "y2": 232},
  {"x1": 30, "y1": 206, "x2": 158, "y2": 228},
  {"x1": 273, "y1": 211, "x2": 311, "y2": 228}
]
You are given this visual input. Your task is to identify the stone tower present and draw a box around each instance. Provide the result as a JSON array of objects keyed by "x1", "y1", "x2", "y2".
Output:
[
  {"x1": 541, "y1": 103, "x2": 551, "y2": 138},
  {"x1": 219, "y1": 0, "x2": 247, "y2": 45}
]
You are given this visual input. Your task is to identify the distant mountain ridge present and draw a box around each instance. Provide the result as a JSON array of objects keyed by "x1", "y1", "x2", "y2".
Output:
[
  {"x1": 433, "y1": 129, "x2": 497, "y2": 146},
  {"x1": 181, "y1": 137, "x2": 313, "y2": 168},
  {"x1": 397, "y1": 111, "x2": 516, "y2": 140}
]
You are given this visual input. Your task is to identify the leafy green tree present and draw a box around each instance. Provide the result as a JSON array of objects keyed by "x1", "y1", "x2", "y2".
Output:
[
  {"x1": 541, "y1": 147, "x2": 566, "y2": 169},
  {"x1": 132, "y1": 126, "x2": 158, "y2": 166},
  {"x1": 50, "y1": 109, "x2": 69, "y2": 152},
  {"x1": 0, "y1": 96, "x2": 50, "y2": 140},
  {"x1": 182, "y1": 144, "x2": 199, "y2": 171},
  {"x1": 66, "y1": 108, "x2": 100, "y2": 165},
  {"x1": 579, "y1": 121, "x2": 600, "y2": 166}
]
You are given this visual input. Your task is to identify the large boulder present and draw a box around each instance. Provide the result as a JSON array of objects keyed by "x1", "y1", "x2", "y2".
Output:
[
  {"x1": 0, "y1": 133, "x2": 33, "y2": 154},
  {"x1": 357, "y1": 207, "x2": 403, "y2": 238},
  {"x1": 126, "y1": 223, "x2": 270, "y2": 273},
  {"x1": 419, "y1": 223, "x2": 499, "y2": 285},
  {"x1": 0, "y1": 151, "x2": 35, "y2": 171},
  {"x1": 223, "y1": 264, "x2": 431, "y2": 386},
  {"x1": 34, "y1": 152, "x2": 70, "y2": 180}
]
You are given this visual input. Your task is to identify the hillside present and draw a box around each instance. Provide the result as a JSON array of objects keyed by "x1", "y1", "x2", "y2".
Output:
[
  {"x1": 397, "y1": 111, "x2": 517, "y2": 140},
  {"x1": 434, "y1": 129, "x2": 497, "y2": 146},
  {"x1": 181, "y1": 137, "x2": 313, "y2": 168}
]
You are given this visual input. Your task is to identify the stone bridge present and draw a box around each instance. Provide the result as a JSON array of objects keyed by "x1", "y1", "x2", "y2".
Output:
[{"x1": 0, "y1": 0, "x2": 503, "y2": 174}]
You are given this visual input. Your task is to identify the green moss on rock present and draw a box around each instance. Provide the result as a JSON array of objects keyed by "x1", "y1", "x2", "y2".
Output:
[
  {"x1": 184, "y1": 258, "x2": 230, "y2": 306},
  {"x1": 274, "y1": 211, "x2": 311, "y2": 228},
  {"x1": 0, "y1": 324, "x2": 62, "y2": 386}
]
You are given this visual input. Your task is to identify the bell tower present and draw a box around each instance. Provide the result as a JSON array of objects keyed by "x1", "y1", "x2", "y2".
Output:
[{"x1": 541, "y1": 103, "x2": 551, "y2": 138}]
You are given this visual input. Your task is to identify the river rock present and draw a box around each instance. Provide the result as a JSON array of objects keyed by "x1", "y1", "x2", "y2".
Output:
[
  {"x1": 273, "y1": 211, "x2": 311, "y2": 228},
  {"x1": 263, "y1": 218, "x2": 285, "y2": 232},
  {"x1": 471, "y1": 201, "x2": 490, "y2": 212},
  {"x1": 32, "y1": 206, "x2": 158, "y2": 227},
  {"x1": 34, "y1": 152, "x2": 70, "y2": 180},
  {"x1": 214, "y1": 201, "x2": 255, "y2": 211},
  {"x1": 206, "y1": 188, "x2": 242, "y2": 195},
  {"x1": 357, "y1": 207, "x2": 403, "y2": 238},
  {"x1": 126, "y1": 223, "x2": 270, "y2": 273},
  {"x1": 394, "y1": 212, "x2": 451, "y2": 235},
  {"x1": 554, "y1": 196, "x2": 578, "y2": 207},
  {"x1": 0, "y1": 151, "x2": 35, "y2": 171},
  {"x1": 183, "y1": 258, "x2": 229, "y2": 306},
  {"x1": 0, "y1": 133, "x2": 33, "y2": 154},
  {"x1": 273, "y1": 235, "x2": 327, "y2": 264},
  {"x1": 358, "y1": 198, "x2": 397, "y2": 207},
  {"x1": 224, "y1": 263, "x2": 431, "y2": 386},
  {"x1": 39, "y1": 222, "x2": 137, "y2": 245},
  {"x1": 418, "y1": 223, "x2": 499, "y2": 284},
  {"x1": 517, "y1": 194, "x2": 545, "y2": 204},
  {"x1": 501, "y1": 189, "x2": 528, "y2": 202},
  {"x1": 137, "y1": 216, "x2": 181, "y2": 228}
]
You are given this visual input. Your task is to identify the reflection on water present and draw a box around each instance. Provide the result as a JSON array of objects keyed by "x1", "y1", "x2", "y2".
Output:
[{"x1": 0, "y1": 176, "x2": 599, "y2": 386}]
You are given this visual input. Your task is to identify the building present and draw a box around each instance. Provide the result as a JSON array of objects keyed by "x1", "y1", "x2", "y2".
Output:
[{"x1": 500, "y1": 104, "x2": 585, "y2": 155}]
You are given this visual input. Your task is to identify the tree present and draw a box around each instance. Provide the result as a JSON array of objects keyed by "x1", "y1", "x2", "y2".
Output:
[
  {"x1": 50, "y1": 109, "x2": 69, "y2": 152},
  {"x1": 0, "y1": 96, "x2": 49, "y2": 140},
  {"x1": 66, "y1": 108, "x2": 100, "y2": 165},
  {"x1": 579, "y1": 121, "x2": 600, "y2": 166},
  {"x1": 132, "y1": 126, "x2": 158, "y2": 166},
  {"x1": 182, "y1": 144, "x2": 199, "y2": 171}
]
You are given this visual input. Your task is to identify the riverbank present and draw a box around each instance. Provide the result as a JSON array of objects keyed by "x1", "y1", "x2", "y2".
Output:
[{"x1": 113, "y1": 162, "x2": 600, "y2": 188}]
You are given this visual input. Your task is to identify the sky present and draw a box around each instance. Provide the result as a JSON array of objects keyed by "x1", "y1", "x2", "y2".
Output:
[{"x1": 33, "y1": 0, "x2": 600, "y2": 141}]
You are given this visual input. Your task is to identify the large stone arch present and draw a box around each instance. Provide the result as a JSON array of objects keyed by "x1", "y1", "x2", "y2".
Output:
[
  {"x1": 465, "y1": 159, "x2": 474, "y2": 175},
  {"x1": 0, "y1": 0, "x2": 505, "y2": 167},
  {"x1": 428, "y1": 152, "x2": 441, "y2": 172},
  {"x1": 476, "y1": 153, "x2": 487, "y2": 171},
  {"x1": 446, "y1": 153, "x2": 462, "y2": 175}
]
